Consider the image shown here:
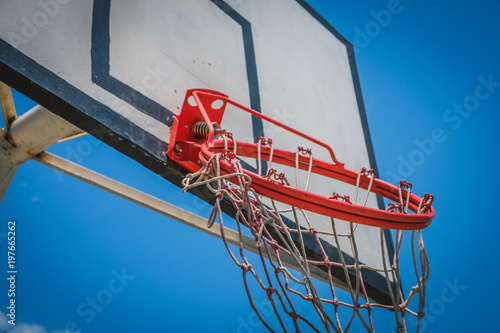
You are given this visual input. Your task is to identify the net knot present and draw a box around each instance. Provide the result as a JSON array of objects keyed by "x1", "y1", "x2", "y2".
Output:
[
  {"x1": 266, "y1": 287, "x2": 275, "y2": 299},
  {"x1": 387, "y1": 202, "x2": 404, "y2": 213},
  {"x1": 423, "y1": 192, "x2": 434, "y2": 204},
  {"x1": 330, "y1": 192, "x2": 352, "y2": 204},
  {"x1": 360, "y1": 167, "x2": 374, "y2": 177},
  {"x1": 258, "y1": 136, "x2": 273, "y2": 146},
  {"x1": 270, "y1": 240, "x2": 279, "y2": 250},
  {"x1": 297, "y1": 146, "x2": 312, "y2": 155},
  {"x1": 420, "y1": 203, "x2": 432, "y2": 213},
  {"x1": 254, "y1": 210, "x2": 264, "y2": 220},
  {"x1": 223, "y1": 131, "x2": 234, "y2": 141},
  {"x1": 417, "y1": 311, "x2": 425, "y2": 318},
  {"x1": 241, "y1": 263, "x2": 252, "y2": 272},
  {"x1": 264, "y1": 168, "x2": 289, "y2": 185},
  {"x1": 309, "y1": 227, "x2": 317, "y2": 235},
  {"x1": 419, "y1": 193, "x2": 434, "y2": 213},
  {"x1": 400, "y1": 180, "x2": 413, "y2": 191},
  {"x1": 221, "y1": 149, "x2": 235, "y2": 161},
  {"x1": 395, "y1": 324, "x2": 405, "y2": 333}
]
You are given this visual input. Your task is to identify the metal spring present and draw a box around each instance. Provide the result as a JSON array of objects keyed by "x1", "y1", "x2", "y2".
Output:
[
  {"x1": 192, "y1": 121, "x2": 208, "y2": 139},
  {"x1": 193, "y1": 121, "x2": 219, "y2": 139}
]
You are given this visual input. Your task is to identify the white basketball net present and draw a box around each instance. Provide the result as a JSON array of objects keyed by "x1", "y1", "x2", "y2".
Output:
[{"x1": 182, "y1": 144, "x2": 430, "y2": 333}]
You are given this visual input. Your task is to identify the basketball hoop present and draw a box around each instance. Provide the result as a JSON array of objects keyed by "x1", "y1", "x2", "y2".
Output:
[{"x1": 168, "y1": 89, "x2": 435, "y2": 332}]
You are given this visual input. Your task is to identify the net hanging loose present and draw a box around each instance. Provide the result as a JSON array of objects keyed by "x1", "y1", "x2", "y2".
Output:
[{"x1": 172, "y1": 89, "x2": 435, "y2": 333}]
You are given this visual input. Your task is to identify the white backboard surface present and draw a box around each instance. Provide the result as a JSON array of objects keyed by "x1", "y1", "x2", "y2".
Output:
[{"x1": 0, "y1": 0, "x2": 395, "y2": 302}]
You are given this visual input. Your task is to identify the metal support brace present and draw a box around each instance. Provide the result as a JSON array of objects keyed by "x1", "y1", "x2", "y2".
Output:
[
  {"x1": 33, "y1": 151, "x2": 327, "y2": 280},
  {"x1": 0, "y1": 104, "x2": 80, "y2": 202},
  {"x1": 33, "y1": 152, "x2": 257, "y2": 253}
]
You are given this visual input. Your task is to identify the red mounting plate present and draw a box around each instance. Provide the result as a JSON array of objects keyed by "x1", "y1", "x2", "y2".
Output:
[{"x1": 167, "y1": 89, "x2": 228, "y2": 172}]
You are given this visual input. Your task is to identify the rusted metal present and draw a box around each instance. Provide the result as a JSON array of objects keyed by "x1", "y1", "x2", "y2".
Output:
[
  {"x1": 0, "y1": 81, "x2": 17, "y2": 128},
  {"x1": 0, "y1": 103, "x2": 79, "y2": 202}
]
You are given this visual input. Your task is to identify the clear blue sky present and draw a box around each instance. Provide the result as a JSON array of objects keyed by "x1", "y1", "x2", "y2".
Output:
[{"x1": 1, "y1": 1, "x2": 499, "y2": 332}]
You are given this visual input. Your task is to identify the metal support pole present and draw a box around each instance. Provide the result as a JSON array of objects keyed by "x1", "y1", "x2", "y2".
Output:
[
  {"x1": 33, "y1": 151, "x2": 330, "y2": 282},
  {"x1": 33, "y1": 151, "x2": 256, "y2": 251}
]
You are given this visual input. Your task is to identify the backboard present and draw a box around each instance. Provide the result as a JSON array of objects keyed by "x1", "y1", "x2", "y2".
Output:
[{"x1": 0, "y1": 0, "x2": 395, "y2": 303}]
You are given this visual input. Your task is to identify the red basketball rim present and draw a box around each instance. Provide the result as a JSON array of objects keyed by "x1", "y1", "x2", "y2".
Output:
[{"x1": 199, "y1": 140, "x2": 435, "y2": 230}]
